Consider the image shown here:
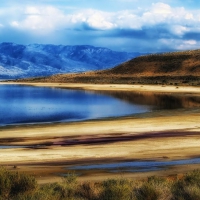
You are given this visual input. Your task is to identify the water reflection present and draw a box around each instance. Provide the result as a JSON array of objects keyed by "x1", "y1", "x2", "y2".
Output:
[
  {"x1": 0, "y1": 85, "x2": 151, "y2": 126},
  {"x1": 0, "y1": 84, "x2": 199, "y2": 126},
  {"x1": 97, "y1": 90, "x2": 200, "y2": 110}
]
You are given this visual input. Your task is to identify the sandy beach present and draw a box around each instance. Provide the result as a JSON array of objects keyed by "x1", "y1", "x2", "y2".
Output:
[
  {"x1": 1, "y1": 82, "x2": 200, "y2": 94},
  {"x1": 0, "y1": 82, "x2": 200, "y2": 183}
]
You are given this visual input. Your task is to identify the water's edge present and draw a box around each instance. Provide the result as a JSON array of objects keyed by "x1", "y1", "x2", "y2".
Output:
[{"x1": 66, "y1": 158, "x2": 200, "y2": 173}]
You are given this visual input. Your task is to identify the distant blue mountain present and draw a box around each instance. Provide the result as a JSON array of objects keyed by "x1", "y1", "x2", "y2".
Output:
[{"x1": 0, "y1": 43, "x2": 145, "y2": 79}]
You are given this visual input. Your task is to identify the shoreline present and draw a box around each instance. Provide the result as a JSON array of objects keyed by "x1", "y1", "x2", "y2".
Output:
[
  {"x1": 0, "y1": 82, "x2": 200, "y2": 183},
  {"x1": 1, "y1": 82, "x2": 200, "y2": 94}
]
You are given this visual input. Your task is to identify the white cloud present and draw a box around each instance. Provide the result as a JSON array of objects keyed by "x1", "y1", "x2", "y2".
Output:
[
  {"x1": 151, "y1": 2, "x2": 171, "y2": 15},
  {"x1": 70, "y1": 9, "x2": 116, "y2": 30},
  {"x1": 184, "y1": 40, "x2": 197, "y2": 45},
  {"x1": 25, "y1": 6, "x2": 41, "y2": 15},
  {"x1": 3, "y1": 3, "x2": 200, "y2": 36},
  {"x1": 159, "y1": 38, "x2": 199, "y2": 51},
  {"x1": 170, "y1": 25, "x2": 189, "y2": 36},
  {"x1": 85, "y1": 10, "x2": 115, "y2": 30},
  {"x1": 115, "y1": 10, "x2": 141, "y2": 29},
  {"x1": 8, "y1": 6, "x2": 117, "y2": 32},
  {"x1": 10, "y1": 21, "x2": 19, "y2": 27},
  {"x1": 10, "y1": 6, "x2": 69, "y2": 33},
  {"x1": 177, "y1": 41, "x2": 199, "y2": 50},
  {"x1": 1, "y1": 2, "x2": 200, "y2": 52}
]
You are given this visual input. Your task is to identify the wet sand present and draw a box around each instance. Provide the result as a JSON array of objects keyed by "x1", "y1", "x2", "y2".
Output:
[{"x1": 0, "y1": 82, "x2": 200, "y2": 183}]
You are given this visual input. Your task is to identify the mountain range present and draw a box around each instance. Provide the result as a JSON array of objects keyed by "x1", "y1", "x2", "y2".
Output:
[
  {"x1": 25, "y1": 49, "x2": 200, "y2": 86},
  {"x1": 0, "y1": 43, "x2": 143, "y2": 79}
]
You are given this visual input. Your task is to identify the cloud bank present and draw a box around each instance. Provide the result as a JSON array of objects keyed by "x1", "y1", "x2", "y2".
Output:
[{"x1": 0, "y1": 1, "x2": 200, "y2": 52}]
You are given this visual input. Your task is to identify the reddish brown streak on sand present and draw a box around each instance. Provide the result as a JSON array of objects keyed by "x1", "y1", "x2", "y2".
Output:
[{"x1": 50, "y1": 130, "x2": 200, "y2": 146}]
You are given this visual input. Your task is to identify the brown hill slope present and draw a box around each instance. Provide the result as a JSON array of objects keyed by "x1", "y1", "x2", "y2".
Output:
[
  {"x1": 18, "y1": 49, "x2": 200, "y2": 85},
  {"x1": 105, "y1": 50, "x2": 200, "y2": 76}
]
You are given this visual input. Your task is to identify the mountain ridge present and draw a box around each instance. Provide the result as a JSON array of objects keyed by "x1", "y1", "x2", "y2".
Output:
[
  {"x1": 21, "y1": 49, "x2": 200, "y2": 86},
  {"x1": 0, "y1": 42, "x2": 142, "y2": 79}
]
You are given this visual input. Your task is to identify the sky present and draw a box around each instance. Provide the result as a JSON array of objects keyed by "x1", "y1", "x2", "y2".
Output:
[{"x1": 0, "y1": 0, "x2": 200, "y2": 53}]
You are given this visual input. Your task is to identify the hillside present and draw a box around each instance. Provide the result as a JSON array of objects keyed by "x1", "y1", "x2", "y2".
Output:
[
  {"x1": 106, "y1": 49, "x2": 200, "y2": 76},
  {"x1": 0, "y1": 43, "x2": 142, "y2": 79},
  {"x1": 17, "y1": 49, "x2": 200, "y2": 85}
]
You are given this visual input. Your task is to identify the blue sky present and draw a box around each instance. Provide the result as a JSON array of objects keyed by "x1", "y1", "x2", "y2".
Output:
[{"x1": 0, "y1": 0, "x2": 200, "y2": 52}]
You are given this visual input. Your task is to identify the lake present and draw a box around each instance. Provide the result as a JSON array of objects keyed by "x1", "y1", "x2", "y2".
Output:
[
  {"x1": 0, "y1": 84, "x2": 200, "y2": 126},
  {"x1": 0, "y1": 84, "x2": 151, "y2": 126}
]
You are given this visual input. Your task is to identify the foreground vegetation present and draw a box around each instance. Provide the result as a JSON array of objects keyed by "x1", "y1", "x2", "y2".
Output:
[{"x1": 1, "y1": 167, "x2": 200, "y2": 200}]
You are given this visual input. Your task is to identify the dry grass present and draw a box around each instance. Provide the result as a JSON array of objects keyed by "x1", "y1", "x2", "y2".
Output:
[{"x1": 2, "y1": 168, "x2": 200, "y2": 200}]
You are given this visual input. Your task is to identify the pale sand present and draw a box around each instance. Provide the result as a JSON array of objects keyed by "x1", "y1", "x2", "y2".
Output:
[
  {"x1": 1, "y1": 82, "x2": 200, "y2": 94},
  {"x1": 0, "y1": 82, "x2": 200, "y2": 183},
  {"x1": 0, "y1": 113, "x2": 200, "y2": 163}
]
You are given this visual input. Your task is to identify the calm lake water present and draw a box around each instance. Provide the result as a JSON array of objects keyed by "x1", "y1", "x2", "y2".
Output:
[
  {"x1": 0, "y1": 84, "x2": 152, "y2": 126},
  {"x1": 0, "y1": 84, "x2": 200, "y2": 126}
]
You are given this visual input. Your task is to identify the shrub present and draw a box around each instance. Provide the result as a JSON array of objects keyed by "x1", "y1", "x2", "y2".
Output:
[
  {"x1": 0, "y1": 167, "x2": 37, "y2": 199},
  {"x1": 172, "y1": 170, "x2": 200, "y2": 200},
  {"x1": 53, "y1": 173, "x2": 78, "y2": 200},
  {"x1": 135, "y1": 183, "x2": 160, "y2": 200},
  {"x1": 184, "y1": 169, "x2": 200, "y2": 186},
  {"x1": 0, "y1": 167, "x2": 12, "y2": 199},
  {"x1": 3, "y1": 167, "x2": 200, "y2": 200},
  {"x1": 78, "y1": 182, "x2": 100, "y2": 200},
  {"x1": 98, "y1": 178, "x2": 133, "y2": 200},
  {"x1": 10, "y1": 172, "x2": 37, "y2": 196},
  {"x1": 135, "y1": 176, "x2": 172, "y2": 200}
]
